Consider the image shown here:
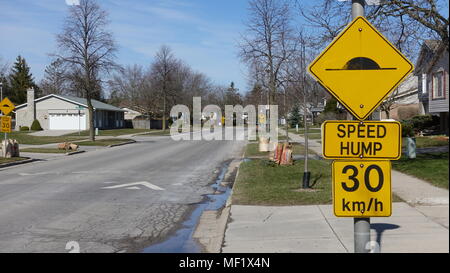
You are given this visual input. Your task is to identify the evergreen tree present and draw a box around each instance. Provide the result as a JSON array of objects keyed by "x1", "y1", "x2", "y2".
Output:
[
  {"x1": 288, "y1": 104, "x2": 302, "y2": 128},
  {"x1": 323, "y1": 97, "x2": 338, "y2": 113},
  {"x1": 224, "y1": 82, "x2": 242, "y2": 106},
  {"x1": 8, "y1": 55, "x2": 37, "y2": 104}
]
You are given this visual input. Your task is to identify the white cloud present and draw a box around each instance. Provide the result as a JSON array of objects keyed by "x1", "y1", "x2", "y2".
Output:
[{"x1": 65, "y1": 0, "x2": 80, "y2": 6}]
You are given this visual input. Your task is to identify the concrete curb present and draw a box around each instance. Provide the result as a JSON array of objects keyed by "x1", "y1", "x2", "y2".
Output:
[
  {"x1": 219, "y1": 159, "x2": 244, "y2": 252},
  {"x1": 65, "y1": 150, "x2": 86, "y2": 156},
  {"x1": 107, "y1": 140, "x2": 136, "y2": 148},
  {"x1": 0, "y1": 158, "x2": 35, "y2": 169},
  {"x1": 192, "y1": 158, "x2": 244, "y2": 253}
]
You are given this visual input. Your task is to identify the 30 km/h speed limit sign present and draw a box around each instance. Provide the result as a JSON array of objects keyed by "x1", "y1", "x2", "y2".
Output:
[
  {"x1": 1, "y1": 116, "x2": 12, "y2": 133},
  {"x1": 332, "y1": 160, "x2": 391, "y2": 217}
]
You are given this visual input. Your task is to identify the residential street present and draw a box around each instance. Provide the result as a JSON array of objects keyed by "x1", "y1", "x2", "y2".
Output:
[{"x1": 0, "y1": 129, "x2": 246, "y2": 253}]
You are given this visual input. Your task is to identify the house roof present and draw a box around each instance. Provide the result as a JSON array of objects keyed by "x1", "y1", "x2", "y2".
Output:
[
  {"x1": 424, "y1": 40, "x2": 441, "y2": 52},
  {"x1": 15, "y1": 94, "x2": 125, "y2": 112},
  {"x1": 415, "y1": 40, "x2": 448, "y2": 75}
]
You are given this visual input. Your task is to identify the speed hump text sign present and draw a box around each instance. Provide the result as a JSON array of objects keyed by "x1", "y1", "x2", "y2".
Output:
[
  {"x1": 1, "y1": 116, "x2": 12, "y2": 133},
  {"x1": 308, "y1": 16, "x2": 413, "y2": 120},
  {"x1": 333, "y1": 160, "x2": 391, "y2": 217},
  {"x1": 322, "y1": 120, "x2": 402, "y2": 160}
]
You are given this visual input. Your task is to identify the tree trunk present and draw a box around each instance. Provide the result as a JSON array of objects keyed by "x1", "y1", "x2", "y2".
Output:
[
  {"x1": 162, "y1": 92, "x2": 166, "y2": 132},
  {"x1": 87, "y1": 97, "x2": 95, "y2": 141}
]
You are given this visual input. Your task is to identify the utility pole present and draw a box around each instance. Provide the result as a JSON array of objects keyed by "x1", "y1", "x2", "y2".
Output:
[{"x1": 351, "y1": 0, "x2": 371, "y2": 254}]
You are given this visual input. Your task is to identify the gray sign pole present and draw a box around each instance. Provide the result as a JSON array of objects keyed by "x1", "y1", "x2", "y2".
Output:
[
  {"x1": 0, "y1": 84, "x2": 5, "y2": 157},
  {"x1": 351, "y1": 0, "x2": 371, "y2": 253}
]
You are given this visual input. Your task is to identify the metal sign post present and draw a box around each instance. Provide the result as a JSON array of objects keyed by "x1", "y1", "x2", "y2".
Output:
[
  {"x1": 351, "y1": 0, "x2": 370, "y2": 254},
  {"x1": 0, "y1": 84, "x2": 4, "y2": 155}
]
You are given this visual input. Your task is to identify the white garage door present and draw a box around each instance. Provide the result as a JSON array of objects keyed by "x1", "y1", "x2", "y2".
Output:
[{"x1": 49, "y1": 113, "x2": 86, "y2": 130}]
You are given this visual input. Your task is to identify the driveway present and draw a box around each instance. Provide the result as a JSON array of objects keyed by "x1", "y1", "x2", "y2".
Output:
[{"x1": 29, "y1": 130, "x2": 78, "y2": 137}]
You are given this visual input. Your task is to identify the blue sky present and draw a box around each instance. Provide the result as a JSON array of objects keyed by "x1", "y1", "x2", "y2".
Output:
[
  {"x1": 1, "y1": 0, "x2": 447, "y2": 96},
  {"x1": 0, "y1": 0, "x2": 255, "y2": 94}
]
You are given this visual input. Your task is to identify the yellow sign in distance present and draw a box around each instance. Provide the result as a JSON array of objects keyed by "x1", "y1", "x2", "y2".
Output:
[
  {"x1": 258, "y1": 113, "x2": 266, "y2": 125},
  {"x1": 308, "y1": 16, "x2": 414, "y2": 120},
  {"x1": 333, "y1": 160, "x2": 391, "y2": 217},
  {"x1": 1, "y1": 116, "x2": 12, "y2": 133},
  {"x1": 0, "y1": 97, "x2": 15, "y2": 116},
  {"x1": 322, "y1": 120, "x2": 402, "y2": 160}
]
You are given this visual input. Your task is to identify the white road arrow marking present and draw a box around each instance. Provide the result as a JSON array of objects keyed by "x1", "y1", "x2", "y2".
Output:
[{"x1": 101, "y1": 182, "x2": 165, "y2": 191}]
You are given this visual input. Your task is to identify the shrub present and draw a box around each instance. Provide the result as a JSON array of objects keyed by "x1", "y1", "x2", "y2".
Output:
[
  {"x1": 401, "y1": 114, "x2": 441, "y2": 136},
  {"x1": 20, "y1": 126, "x2": 29, "y2": 131},
  {"x1": 401, "y1": 121, "x2": 414, "y2": 137},
  {"x1": 408, "y1": 114, "x2": 440, "y2": 131},
  {"x1": 30, "y1": 119, "x2": 43, "y2": 131}
]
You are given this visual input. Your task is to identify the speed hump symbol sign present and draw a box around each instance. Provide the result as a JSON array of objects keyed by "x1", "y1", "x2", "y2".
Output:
[{"x1": 332, "y1": 160, "x2": 391, "y2": 217}]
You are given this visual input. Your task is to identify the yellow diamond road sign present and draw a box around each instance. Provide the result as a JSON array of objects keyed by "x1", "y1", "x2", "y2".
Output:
[
  {"x1": 308, "y1": 16, "x2": 414, "y2": 120},
  {"x1": 0, "y1": 97, "x2": 15, "y2": 116}
]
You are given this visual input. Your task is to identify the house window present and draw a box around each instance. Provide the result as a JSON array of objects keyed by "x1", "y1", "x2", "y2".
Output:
[{"x1": 432, "y1": 71, "x2": 445, "y2": 99}]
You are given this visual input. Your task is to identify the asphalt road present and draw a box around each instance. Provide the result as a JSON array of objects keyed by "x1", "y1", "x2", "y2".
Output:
[{"x1": 0, "y1": 128, "x2": 247, "y2": 252}]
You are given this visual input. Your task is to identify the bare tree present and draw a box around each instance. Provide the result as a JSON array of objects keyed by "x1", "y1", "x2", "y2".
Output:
[
  {"x1": 54, "y1": 0, "x2": 118, "y2": 141},
  {"x1": 108, "y1": 65, "x2": 147, "y2": 107},
  {"x1": 374, "y1": 0, "x2": 449, "y2": 51},
  {"x1": 239, "y1": 0, "x2": 299, "y2": 106},
  {"x1": 40, "y1": 59, "x2": 68, "y2": 96},
  {"x1": 0, "y1": 57, "x2": 9, "y2": 76},
  {"x1": 150, "y1": 45, "x2": 182, "y2": 131}
]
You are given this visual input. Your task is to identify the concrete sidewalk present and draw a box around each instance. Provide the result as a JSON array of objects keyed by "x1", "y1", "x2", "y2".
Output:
[
  {"x1": 222, "y1": 129, "x2": 449, "y2": 253},
  {"x1": 222, "y1": 203, "x2": 448, "y2": 253}
]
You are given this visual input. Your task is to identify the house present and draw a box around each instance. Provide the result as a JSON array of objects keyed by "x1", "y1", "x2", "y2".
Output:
[
  {"x1": 379, "y1": 74, "x2": 420, "y2": 120},
  {"x1": 415, "y1": 40, "x2": 449, "y2": 135},
  {"x1": 15, "y1": 88, "x2": 125, "y2": 131},
  {"x1": 122, "y1": 107, "x2": 142, "y2": 121}
]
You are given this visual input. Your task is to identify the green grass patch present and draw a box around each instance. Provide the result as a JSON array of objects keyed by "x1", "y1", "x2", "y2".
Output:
[
  {"x1": 74, "y1": 138, "x2": 133, "y2": 146},
  {"x1": 245, "y1": 142, "x2": 314, "y2": 158},
  {"x1": 232, "y1": 158, "x2": 333, "y2": 206},
  {"x1": 8, "y1": 131, "x2": 87, "y2": 145},
  {"x1": 0, "y1": 157, "x2": 28, "y2": 164},
  {"x1": 288, "y1": 128, "x2": 321, "y2": 134},
  {"x1": 392, "y1": 152, "x2": 449, "y2": 189},
  {"x1": 414, "y1": 136, "x2": 448, "y2": 148},
  {"x1": 299, "y1": 133, "x2": 322, "y2": 140},
  {"x1": 244, "y1": 142, "x2": 268, "y2": 157},
  {"x1": 140, "y1": 130, "x2": 172, "y2": 136},
  {"x1": 20, "y1": 148, "x2": 68, "y2": 154}
]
